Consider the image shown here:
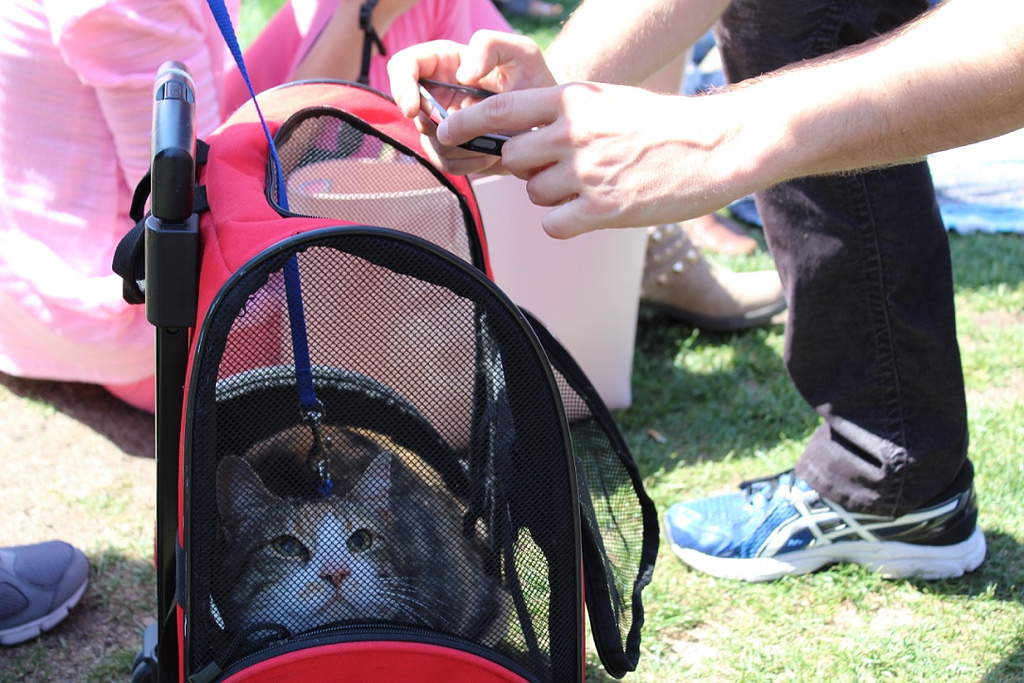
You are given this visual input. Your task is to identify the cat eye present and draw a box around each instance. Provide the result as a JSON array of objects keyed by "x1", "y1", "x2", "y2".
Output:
[
  {"x1": 346, "y1": 529, "x2": 373, "y2": 553},
  {"x1": 270, "y1": 535, "x2": 310, "y2": 561}
]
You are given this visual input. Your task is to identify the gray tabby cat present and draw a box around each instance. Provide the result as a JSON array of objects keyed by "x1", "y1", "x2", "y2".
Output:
[{"x1": 214, "y1": 424, "x2": 509, "y2": 645}]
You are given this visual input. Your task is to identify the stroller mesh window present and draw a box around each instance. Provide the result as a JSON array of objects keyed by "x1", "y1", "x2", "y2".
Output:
[
  {"x1": 525, "y1": 313, "x2": 659, "y2": 677},
  {"x1": 184, "y1": 230, "x2": 582, "y2": 682},
  {"x1": 275, "y1": 111, "x2": 474, "y2": 265}
]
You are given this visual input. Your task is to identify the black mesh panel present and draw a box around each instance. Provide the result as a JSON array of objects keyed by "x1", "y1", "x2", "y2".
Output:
[
  {"x1": 525, "y1": 312, "x2": 659, "y2": 678},
  {"x1": 274, "y1": 110, "x2": 478, "y2": 267},
  {"x1": 183, "y1": 229, "x2": 581, "y2": 682}
]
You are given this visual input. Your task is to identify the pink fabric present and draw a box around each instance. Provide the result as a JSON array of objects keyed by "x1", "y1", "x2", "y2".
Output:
[
  {"x1": 222, "y1": 0, "x2": 510, "y2": 116},
  {"x1": 0, "y1": 0, "x2": 507, "y2": 413},
  {"x1": 105, "y1": 375, "x2": 158, "y2": 413},
  {"x1": 0, "y1": 0, "x2": 234, "y2": 410}
]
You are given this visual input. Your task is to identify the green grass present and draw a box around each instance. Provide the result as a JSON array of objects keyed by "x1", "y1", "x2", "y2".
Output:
[
  {"x1": 237, "y1": 0, "x2": 282, "y2": 48},
  {"x1": 611, "y1": 232, "x2": 1024, "y2": 682}
]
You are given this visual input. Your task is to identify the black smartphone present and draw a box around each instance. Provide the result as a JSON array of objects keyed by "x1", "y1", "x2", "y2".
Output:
[{"x1": 418, "y1": 78, "x2": 510, "y2": 155}]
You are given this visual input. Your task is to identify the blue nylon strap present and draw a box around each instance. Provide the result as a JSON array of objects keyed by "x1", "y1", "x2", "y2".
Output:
[
  {"x1": 206, "y1": 0, "x2": 289, "y2": 212},
  {"x1": 206, "y1": 0, "x2": 322, "y2": 416},
  {"x1": 283, "y1": 256, "x2": 322, "y2": 419}
]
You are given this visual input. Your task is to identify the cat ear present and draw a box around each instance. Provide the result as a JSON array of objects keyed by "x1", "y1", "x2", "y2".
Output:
[
  {"x1": 350, "y1": 452, "x2": 392, "y2": 507},
  {"x1": 216, "y1": 455, "x2": 277, "y2": 522}
]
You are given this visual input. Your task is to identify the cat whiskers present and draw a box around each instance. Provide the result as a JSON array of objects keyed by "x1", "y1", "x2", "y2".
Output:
[{"x1": 374, "y1": 577, "x2": 448, "y2": 627}]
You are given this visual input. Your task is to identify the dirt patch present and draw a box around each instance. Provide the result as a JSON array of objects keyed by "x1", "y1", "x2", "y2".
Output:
[{"x1": 0, "y1": 373, "x2": 156, "y2": 681}]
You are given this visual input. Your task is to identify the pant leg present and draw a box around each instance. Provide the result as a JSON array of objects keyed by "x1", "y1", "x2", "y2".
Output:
[{"x1": 714, "y1": 0, "x2": 971, "y2": 516}]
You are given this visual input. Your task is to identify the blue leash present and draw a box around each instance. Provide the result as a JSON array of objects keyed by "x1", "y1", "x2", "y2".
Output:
[
  {"x1": 205, "y1": 0, "x2": 324, "y2": 429},
  {"x1": 205, "y1": 0, "x2": 289, "y2": 212}
]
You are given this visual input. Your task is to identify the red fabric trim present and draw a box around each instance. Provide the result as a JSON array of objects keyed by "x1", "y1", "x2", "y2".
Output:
[
  {"x1": 177, "y1": 604, "x2": 185, "y2": 681},
  {"x1": 221, "y1": 641, "x2": 530, "y2": 682}
]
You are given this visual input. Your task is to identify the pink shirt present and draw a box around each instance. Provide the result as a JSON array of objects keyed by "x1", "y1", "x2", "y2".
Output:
[
  {"x1": 0, "y1": 0, "x2": 508, "y2": 389},
  {"x1": 0, "y1": 0, "x2": 233, "y2": 386}
]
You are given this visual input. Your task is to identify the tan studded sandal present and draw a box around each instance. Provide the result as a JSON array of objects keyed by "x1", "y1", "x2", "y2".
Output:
[{"x1": 640, "y1": 223, "x2": 787, "y2": 331}]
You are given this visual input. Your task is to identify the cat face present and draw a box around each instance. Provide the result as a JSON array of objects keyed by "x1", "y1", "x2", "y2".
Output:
[
  {"x1": 214, "y1": 426, "x2": 509, "y2": 645},
  {"x1": 217, "y1": 452, "x2": 432, "y2": 634}
]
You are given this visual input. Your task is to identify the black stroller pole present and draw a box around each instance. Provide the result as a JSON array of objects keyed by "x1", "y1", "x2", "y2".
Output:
[{"x1": 143, "y1": 60, "x2": 200, "y2": 683}]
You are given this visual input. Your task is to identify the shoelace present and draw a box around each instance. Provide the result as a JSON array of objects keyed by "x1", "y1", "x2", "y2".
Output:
[
  {"x1": 738, "y1": 471, "x2": 850, "y2": 547},
  {"x1": 739, "y1": 470, "x2": 797, "y2": 504}
]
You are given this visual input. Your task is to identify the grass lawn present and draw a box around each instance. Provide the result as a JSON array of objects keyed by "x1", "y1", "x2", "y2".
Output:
[{"x1": 608, "y1": 231, "x2": 1024, "y2": 681}]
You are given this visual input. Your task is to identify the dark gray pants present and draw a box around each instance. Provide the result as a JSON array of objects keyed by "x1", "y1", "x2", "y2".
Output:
[{"x1": 715, "y1": 0, "x2": 972, "y2": 516}]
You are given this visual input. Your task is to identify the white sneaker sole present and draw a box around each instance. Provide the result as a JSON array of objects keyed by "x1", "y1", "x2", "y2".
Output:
[
  {"x1": 670, "y1": 526, "x2": 987, "y2": 583},
  {"x1": 0, "y1": 578, "x2": 88, "y2": 646}
]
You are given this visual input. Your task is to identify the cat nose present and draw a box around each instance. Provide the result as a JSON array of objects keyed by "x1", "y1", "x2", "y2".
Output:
[{"x1": 322, "y1": 567, "x2": 351, "y2": 588}]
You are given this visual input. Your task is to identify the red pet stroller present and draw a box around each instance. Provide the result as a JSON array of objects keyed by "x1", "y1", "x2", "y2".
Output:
[{"x1": 117, "y1": 31, "x2": 657, "y2": 683}]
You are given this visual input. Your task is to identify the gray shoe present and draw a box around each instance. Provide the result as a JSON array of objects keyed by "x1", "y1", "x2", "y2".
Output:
[{"x1": 0, "y1": 541, "x2": 89, "y2": 645}]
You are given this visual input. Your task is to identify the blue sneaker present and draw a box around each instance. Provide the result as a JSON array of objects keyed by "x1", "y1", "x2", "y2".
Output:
[
  {"x1": 0, "y1": 541, "x2": 90, "y2": 645},
  {"x1": 665, "y1": 471, "x2": 986, "y2": 582}
]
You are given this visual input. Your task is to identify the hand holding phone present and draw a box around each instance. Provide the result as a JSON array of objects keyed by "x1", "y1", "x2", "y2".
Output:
[{"x1": 418, "y1": 78, "x2": 510, "y2": 156}]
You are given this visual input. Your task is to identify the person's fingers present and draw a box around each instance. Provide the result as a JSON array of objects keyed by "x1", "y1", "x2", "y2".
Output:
[
  {"x1": 498, "y1": 118, "x2": 563, "y2": 180},
  {"x1": 539, "y1": 192, "x2": 625, "y2": 239},
  {"x1": 386, "y1": 40, "x2": 463, "y2": 117},
  {"x1": 437, "y1": 153, "x2": 506, "y2": 176},
  {"x1": 437, "y1": 87, "x2": 559, "y2": 148},
  {"x1": 541, "y1": 203, "x2": 602, "y2": 239},
  {"x1": 388, "y1": 32, "x2": 539, "y2": 119},
  {"x1": 410, "y1": 127, "x2": 506, "y2": 176},
  {"x1": 456, "y1": 31, "x2": 546, "y2": 90},
  {"x1": 520, "y1": 163, "x2": 574, "y2": 205},
  {"x1": 387, "y1": 50, "x2": 425, "y2": 117}
]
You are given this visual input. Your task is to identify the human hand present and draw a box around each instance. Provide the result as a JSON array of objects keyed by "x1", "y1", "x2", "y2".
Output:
[
  {"x1": 387, "y1": 30, "x2": 556, "y2": 174},
  {"x1": 436, "y1": 81, "x2": 751, "y2": 238}
]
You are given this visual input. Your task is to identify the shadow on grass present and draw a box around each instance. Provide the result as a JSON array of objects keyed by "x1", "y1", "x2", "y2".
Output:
[
  {"x1": 616, "y1": 314, "x2": 814, "y2": 479},
  {"x1": 983, "y1": 642, "x2": 1024, "y2": 683},
  {"x1": 0, "y1": 371, "x2": 153, "y2": 459},
  {"x1": 926, "y1": 529, "x2": 1024, "y2": 603},
  {"x1": 910, "y1": 529, "x2": 1024, "y2": 681}
]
